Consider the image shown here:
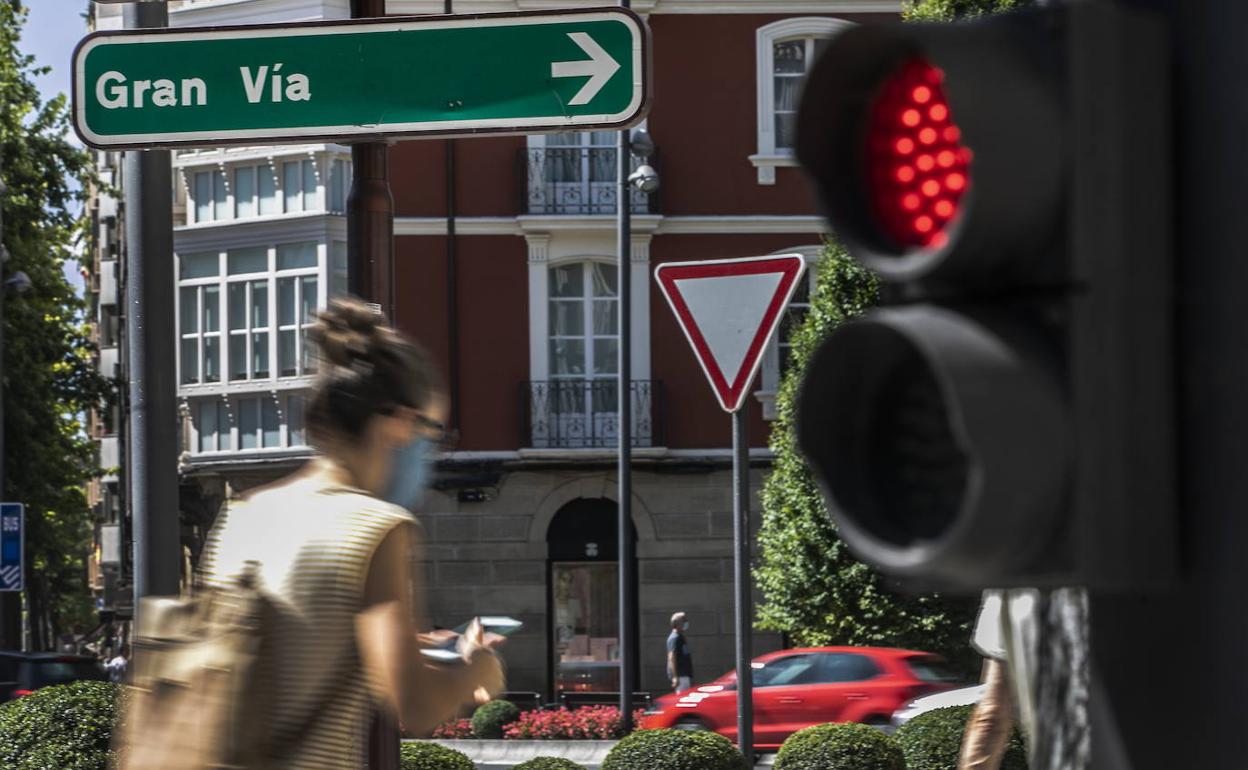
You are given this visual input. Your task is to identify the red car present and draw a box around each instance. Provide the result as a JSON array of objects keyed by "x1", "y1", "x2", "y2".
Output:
[{"x1": 642, "y1": 646, "x2": 960, "y2": 749}]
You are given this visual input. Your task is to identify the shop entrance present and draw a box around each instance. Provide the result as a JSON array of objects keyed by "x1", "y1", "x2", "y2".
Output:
[{"x1": 547, "y1": 498, "x2": 637, "y2": 699}]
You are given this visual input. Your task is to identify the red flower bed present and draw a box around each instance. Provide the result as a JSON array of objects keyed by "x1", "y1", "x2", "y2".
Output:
[
  {"x1": 502, "y1": 706, "x2": 647, "y2": 740},
  {"x1": 431, "y1": 718, "x2": 474, "y2": 739}
]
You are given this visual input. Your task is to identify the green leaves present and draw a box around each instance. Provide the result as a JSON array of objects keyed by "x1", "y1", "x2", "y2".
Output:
[
  {"x1": 400, "y1": 741, "x2": 476, "y2": 770},
  {"x1": 755, "y1": 240, "x2": 976, "y2": 671},
  {"x1": 0, "y1": 681, "x2": 122, "y2": 770},
  {"x1": 601, "y1": 729, "x2": 749, "y2": 770},
  {"x1": 901, "y1": 0, "x2": 1032, "y2": 22},
  {"x1": 774, "y1": 722, "x2": 906, "y2": 770},
  {"x1": 894, "y1": 705, "x2": 1028, "y2": 770},
  {"x1": 1, "y1": 0, "x2": 112, "y2": 646}
]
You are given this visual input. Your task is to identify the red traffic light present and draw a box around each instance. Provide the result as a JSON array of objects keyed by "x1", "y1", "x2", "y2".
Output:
[{"x1": 867, "y1": 58, "x2": 972, "y2": 251}]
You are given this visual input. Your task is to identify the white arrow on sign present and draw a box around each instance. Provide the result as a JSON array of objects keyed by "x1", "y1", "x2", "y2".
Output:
[{"x1": 551, "y1": 32, "x2": 621, "y2": 106}]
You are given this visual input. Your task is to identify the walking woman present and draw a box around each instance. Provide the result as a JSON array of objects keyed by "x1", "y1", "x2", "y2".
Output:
[{"x1": 193, "y1": 298, "x2": 504, "y2": 768}]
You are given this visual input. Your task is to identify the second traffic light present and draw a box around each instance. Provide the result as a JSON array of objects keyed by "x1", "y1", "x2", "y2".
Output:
[{"x1": 794, "y1": 3, "x2": 1174, "y2": 591}]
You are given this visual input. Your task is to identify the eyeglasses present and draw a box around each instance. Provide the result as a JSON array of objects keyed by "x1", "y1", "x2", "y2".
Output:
[{"x1": 415, "y1": 414, "x2": 459, "y2": 451}]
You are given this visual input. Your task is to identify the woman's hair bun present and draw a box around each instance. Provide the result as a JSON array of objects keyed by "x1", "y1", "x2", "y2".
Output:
[
  {"x1": 305, "y1": 297, "x2": 440, "y2": 445},
  {"x1": 309, "y1": 298, "x2": 388, "y2": 369}
]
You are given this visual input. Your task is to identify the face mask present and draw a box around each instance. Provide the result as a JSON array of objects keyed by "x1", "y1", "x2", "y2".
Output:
[
  {"x1": 382, "y1": 435, "x2": 433, "y2": 511},
  {"x1": 682, "y1": 621, "x2": 690, "y2": 631}
]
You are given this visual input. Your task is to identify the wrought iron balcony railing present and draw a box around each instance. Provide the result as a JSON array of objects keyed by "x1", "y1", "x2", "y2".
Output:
[
  {"x1": 521, "y1": 380, "x2": 664, "y2": 449},
  {"x1": 520, "y1": 147, "x2": 659, "y2": 216}
]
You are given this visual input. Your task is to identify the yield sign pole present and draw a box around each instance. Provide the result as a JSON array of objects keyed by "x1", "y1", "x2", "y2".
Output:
[{"x1": 655, "y1": 254, "x2": 808, "y2": 765}]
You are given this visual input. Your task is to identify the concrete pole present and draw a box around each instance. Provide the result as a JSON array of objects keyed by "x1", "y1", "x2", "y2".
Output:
[{"x1": 123, "y1": 1, "x2": 180, "y2": 614}]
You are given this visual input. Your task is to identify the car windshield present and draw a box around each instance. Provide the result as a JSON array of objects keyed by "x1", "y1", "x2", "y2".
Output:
[
  {"x1": 906, "y1": 655, "x2": 961, "y2": 683},
  {"x1": 27, "y1": 660, "x2": 105, "y2": 688}
]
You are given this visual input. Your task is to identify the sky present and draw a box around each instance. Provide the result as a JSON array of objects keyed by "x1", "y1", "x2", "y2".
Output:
[
  {"x1": 20, "y1": 1, "x2": 95, "y2": 292},
  {"x1": 22, "y1": 1, "x2": 88, "y2": 107}
]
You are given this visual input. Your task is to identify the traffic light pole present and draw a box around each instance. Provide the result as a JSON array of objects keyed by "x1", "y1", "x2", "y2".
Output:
[
  {"x1": 347, "y1": 2, "x2": 398, "y2": 768},
  {"x1": 732, "y1": 408, "x2": 754, "y2": 764},
  {"x1": 123, "y1": 0, "x2": 180, "y2": 613}
]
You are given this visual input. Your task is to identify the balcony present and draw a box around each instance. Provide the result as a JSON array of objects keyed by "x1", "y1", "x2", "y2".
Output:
[
  {"x1": 520, "y1": 147, "x2": 658, "y2": 216},
  {"x1": 521, "y1": 380, "x2": 664, "y2": 449}
]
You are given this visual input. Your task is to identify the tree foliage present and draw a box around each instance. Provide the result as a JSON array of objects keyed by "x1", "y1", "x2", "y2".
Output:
[
  {"x1": 902, "y1": 0, "x2": 1032, "y2": 22},
  {"x1": 1, "y1": 0, "x2": 112, "y2": 647},
  {"x1": 755, "y1": 241, "x2": 975, "y2": 669}
]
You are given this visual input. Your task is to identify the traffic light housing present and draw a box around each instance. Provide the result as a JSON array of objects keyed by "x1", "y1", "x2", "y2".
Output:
[{"x1": 794, "y1": 3, "x2": 1174, "y2": 591}]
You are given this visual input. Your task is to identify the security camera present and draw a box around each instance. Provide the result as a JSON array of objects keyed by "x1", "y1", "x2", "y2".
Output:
[
  {"x1": 628, "y1": 164, "x2": 660, "y2": 194},
  {"x1": 629, "y1": 129, "x2": 655, "y2": 160}
]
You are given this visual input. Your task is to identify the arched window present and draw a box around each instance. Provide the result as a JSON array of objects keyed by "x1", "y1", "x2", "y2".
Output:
[{"x1": 751, "y1": 17, "x2": 854, "y2": 185}]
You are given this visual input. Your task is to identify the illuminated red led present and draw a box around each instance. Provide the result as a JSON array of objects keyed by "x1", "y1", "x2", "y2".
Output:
[{"x1": 864, "y1": 57, "x2": 972, "y2": 249}]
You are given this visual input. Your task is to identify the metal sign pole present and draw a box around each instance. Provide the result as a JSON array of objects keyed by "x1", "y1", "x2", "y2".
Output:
[
  {"x1": 732, "y1": 407, "x2": 753, "y2": 765},
  {"x1": 123, "y1": 0, "x2": 180, "y2": 618},
  {"x1": 617, "y1": 0, "x2": 637, "y2": 728}
]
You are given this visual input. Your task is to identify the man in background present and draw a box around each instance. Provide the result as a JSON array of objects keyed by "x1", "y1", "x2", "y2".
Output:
[{"x1": 666, "y1": 611, "x2": 694, "y2": 694}]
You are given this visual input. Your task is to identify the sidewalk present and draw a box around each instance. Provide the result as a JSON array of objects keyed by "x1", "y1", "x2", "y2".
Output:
[{"x1": 413, "y1": 739, "x2": 776, "y2": 769}]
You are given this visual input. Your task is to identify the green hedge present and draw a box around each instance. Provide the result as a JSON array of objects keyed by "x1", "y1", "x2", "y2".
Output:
[
  {"x1": 774, "y1": 722, "x2": 906, "y2": 770},
  {"x1": 0, "y1": 680, "x2": 121, "y2": 770},
  {"x1": 602, "y1": 728, "x2": 749, "y2": 770},
  {"x1": 894, "y1": 705, "x2": 1027, "y2": 770},
  {"x1": 400, "y1": 741, "x2": 475, "y2": 770},
  {"x1": 472, "y1": 699, "x2": 522, "y2": 739},
  {"x1": 513, "y1": 757, "x2": 587, "y2": 770}
]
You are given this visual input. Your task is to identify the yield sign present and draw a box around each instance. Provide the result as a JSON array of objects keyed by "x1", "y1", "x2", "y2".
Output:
[{"x1": 655, "y1": 254, "x2": 807, "y2": 413}]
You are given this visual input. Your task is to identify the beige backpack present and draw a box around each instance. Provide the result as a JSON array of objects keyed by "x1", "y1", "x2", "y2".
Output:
[{"x1": 113, "y1": 561, "x2": 286, "y2": 770}]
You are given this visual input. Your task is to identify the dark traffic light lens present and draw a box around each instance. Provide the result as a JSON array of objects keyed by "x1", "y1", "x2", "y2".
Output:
[
  {"x1": 869, "y1": 354, "x2": 967, "y2": 545},
  {"x1": 865, "y1": 58, "x2": 972, "y2": 250}
]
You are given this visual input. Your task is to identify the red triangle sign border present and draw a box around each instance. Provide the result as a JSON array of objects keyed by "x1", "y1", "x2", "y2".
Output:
[{"x1": 655, "y1": 254, "x2": 808, "y2": 413}]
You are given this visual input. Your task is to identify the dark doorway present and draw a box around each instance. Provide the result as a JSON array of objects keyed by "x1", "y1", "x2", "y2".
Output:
[{"x1": 546, "y1": 498, "x2": 638, "y2": 700}]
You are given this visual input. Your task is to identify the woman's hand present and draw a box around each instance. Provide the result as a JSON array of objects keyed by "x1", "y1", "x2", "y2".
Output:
[{"x1": 458, "y1": 618, "x2": 505, "y2": 702}]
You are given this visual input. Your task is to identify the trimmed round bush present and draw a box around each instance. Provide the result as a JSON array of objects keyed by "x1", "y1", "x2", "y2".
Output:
[
  {"x1": 894, "y1": 705, "x2": 1027, "y2": 770},
  {"x1": 471, "y1": 699, "x2": 522, "y2": 738},
  {"x1": 602, "y1": 728, "x2": 749, "y2": 770},
  {"x1": 0, "y1": 680, "x2": 122, "y2": 770},
  {"x1": 513, "y1": 758, "x2": 587, "y2": 770},
  {"x1": 400, "y1": 741, "x2": 475, "y2": 770},
  {"x1": 774, "y1": 722, "x2": 905, "y2": 770}
]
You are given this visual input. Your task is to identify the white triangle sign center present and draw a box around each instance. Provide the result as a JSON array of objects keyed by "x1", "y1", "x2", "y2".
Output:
[{"x1": 656, "y1": 254, "x2": 807, "y2": 413}]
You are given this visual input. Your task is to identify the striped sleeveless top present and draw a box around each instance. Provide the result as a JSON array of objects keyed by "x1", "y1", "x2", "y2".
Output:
[{"x1": 198, "y1": 459, "x2": 414, "y2": 770}]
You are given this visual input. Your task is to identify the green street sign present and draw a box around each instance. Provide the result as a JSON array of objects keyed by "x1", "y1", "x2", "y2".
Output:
[{"x1": 72, "y1": 8, "x2": 649, "y2": 149}]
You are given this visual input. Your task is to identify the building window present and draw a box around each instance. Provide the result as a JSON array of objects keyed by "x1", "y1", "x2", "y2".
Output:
[
  {"x1": 329, "y1": 159, "x2": 352, "y2": 213},
  {"x1": 525, "y1": 132, "x2": 651, "y2": 215},
  {"x1": 283, "y1": 159, "x2": 318, "y2": 213},
  {"x1": 549, "y1": 261, "x2": 618, "y2": 383},
  {"x1": 192, "y1": 169, "x2": 228, "y2": 223},
  {"x1": 189, "y1": 393, "x2": 309, "y2": 455},
  {"x1": 752, "y1": 18, "x2": 853, "y2": 185},
  {"x1": 330, "y1": 241, "x2": 349, "y2": 297},
  {"x1": 178, "y1": 243, "x2": 324, "y2": 387},
  {"x1": 258, "y1": 164, "x2": 280, "y2": 215}
]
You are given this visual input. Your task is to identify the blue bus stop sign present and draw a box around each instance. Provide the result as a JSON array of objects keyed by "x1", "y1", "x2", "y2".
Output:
[{"x1": 0, "y1": 504, "x2": 23, "y2": 592}]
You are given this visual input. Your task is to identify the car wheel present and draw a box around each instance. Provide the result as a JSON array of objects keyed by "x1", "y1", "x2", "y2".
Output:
[{"x1": 674, "y1": 717, "x2": 709, "y2": 731}]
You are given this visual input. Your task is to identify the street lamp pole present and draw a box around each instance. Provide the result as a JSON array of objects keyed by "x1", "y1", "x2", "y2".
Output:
[{"x1": 617, "y1": 11, "x2": 637, "y2": 725}]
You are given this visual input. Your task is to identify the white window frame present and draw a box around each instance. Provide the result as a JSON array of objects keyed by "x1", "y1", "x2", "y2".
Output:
[
  {"x1": 176, "y1": 242, "x2": 327, "y2": 391},
  {"x1": 187, "y1": 391, "x2": 310, "y2": 457},
  {"x1": 757, "y1": 245, "x2": 823, "y2": 420},
  {"x1": 190, "y1": 167, "x2": 229, "y2": 224},
  {"x1": 751, "y1": 17, "x2": 853, "y2": 185}
]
